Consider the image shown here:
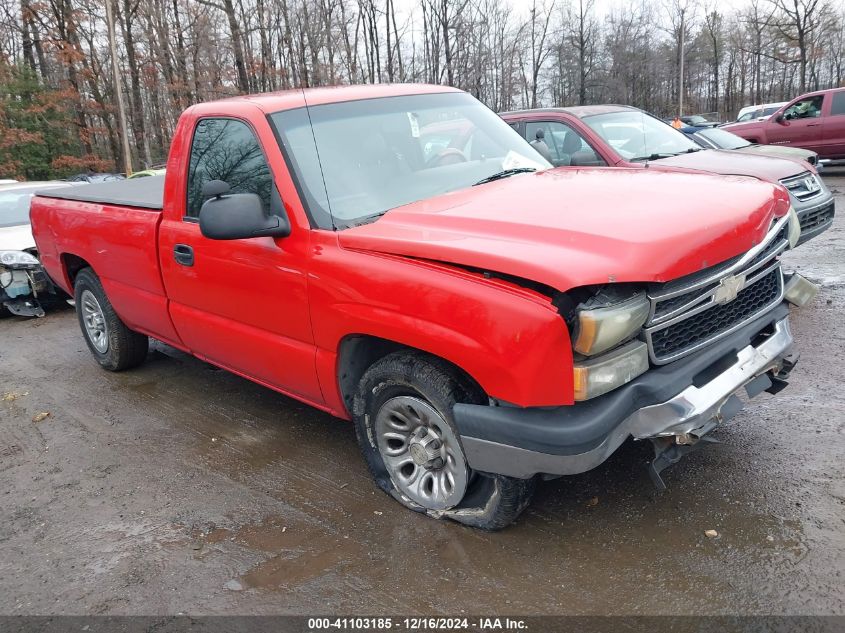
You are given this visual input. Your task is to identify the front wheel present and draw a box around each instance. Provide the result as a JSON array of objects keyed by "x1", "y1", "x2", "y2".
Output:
[
  {"x1": 353, "y1": 351, "x2": 535, "y2": 530},
  {"x1": 74, "y1": 268, "x2": 149, "y2": 371}
]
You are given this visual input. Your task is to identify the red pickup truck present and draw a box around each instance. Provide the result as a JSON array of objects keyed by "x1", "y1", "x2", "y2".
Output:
[
  {"x1": 723, "y1": 87, "x2": 845, "y2": 163},
  {"x1": 30, "y1": 85, "x2": 814, "y2": 529}
]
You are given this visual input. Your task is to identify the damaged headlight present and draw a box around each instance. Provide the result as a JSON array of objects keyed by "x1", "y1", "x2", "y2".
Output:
[
  {"x1": 572, "y1": 290, "x2": 650, "y2": 356},
  {"x1": 0, "y1": 250, "x2": 40, "y2": 268}
]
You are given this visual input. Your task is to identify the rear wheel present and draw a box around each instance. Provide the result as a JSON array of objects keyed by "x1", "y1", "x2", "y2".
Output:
[
  {"x1": 353, "y1": 351, "x2": 536, "y2": 530},
  {"x1": 74, "y1": 268, "x2": 148, "y2": 371}
]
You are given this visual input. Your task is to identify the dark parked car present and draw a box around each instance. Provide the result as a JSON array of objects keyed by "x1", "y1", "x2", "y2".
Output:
[{"x1": 680, "y1": 114, "x2": 720, "y2": 128}]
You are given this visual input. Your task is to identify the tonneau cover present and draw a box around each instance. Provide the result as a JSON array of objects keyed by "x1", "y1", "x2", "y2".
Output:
[{"x1": 36, "y1": 175, "x2": 164, "y2": 210}]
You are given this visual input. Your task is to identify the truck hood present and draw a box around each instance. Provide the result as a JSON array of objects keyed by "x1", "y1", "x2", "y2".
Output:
[
  {"x1": 734, "y1": 144, "x2": 815, "y2": 164},
  {"x1": 654, "y1": 148, "x2": 806, "y2": 182},
  {"x1": 721, "y1": 121, "x2": 765, "y2": 136},
  {"x1": 0, "y1": 224, "x2": 36, "y2": 252},
  {"x1": 339, "y1": 168, "x2": 788, "y2": 291}
]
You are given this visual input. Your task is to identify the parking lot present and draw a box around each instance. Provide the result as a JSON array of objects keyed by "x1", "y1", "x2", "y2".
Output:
[{"x1": 1, "y1": 170, "x2": 844, "y2": 616}]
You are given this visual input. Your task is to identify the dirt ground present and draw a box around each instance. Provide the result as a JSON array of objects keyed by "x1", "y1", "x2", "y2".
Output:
[{"x1": 1, "y1": 171, "x2": 844, "y2": 617}]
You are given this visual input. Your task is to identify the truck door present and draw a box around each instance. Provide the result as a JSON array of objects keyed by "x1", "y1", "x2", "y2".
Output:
[
  {"x1": 523, "y1": 120, "x2": 608, "y2": 167},
  {"x1": 821, "y1": 90, "x2": 845, "y2": 159},
  {"x1": 158, "y1": 116, "x2": 323, "y2": 404},
  {"x1": 766, "y1": 94, "x2": 825, "y2": 153}
]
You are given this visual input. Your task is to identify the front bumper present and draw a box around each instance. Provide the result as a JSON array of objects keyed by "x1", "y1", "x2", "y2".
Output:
[
  {"x1": 794, "y1": 194, "x2": 835, "y2": 245},
  {"x1": 454, "y1": 303, "x2": 795, "y2": 479}
]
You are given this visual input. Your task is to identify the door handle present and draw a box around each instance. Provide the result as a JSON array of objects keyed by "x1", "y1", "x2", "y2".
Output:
[{"x1": 174, "y1": 244, "x2": 194, "y2": 267}]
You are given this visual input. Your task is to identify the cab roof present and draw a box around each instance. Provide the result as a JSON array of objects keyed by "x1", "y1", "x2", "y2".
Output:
[
  {"x1": 501, "y1": 104, "x2": 638, "y2": 119},
  {"x1": 208, "y1": 83, "x2": 463, "y2": 114}
]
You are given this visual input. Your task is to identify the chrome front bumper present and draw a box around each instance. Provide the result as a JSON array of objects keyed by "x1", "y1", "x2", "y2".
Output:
[
  {"x1": 626, "y1": 316, "x2": 792, "y2": 440},
  {"x1": 458, "y1": 313, "x2": 795, "y2": 479}
]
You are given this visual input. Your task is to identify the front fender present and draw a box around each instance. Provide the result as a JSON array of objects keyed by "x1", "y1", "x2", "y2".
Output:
[{"x1": 309, "y1": 236, "x2": 574, "y2": 413}]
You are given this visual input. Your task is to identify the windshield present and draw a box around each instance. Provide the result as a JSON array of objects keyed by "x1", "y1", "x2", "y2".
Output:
[
  {"x1": 696, "y1": 127, "x2": 751, "y2": 150},
  {"x1": 0, "y1": 190, "x2": 36, "y2": 228},
  {"x1": 582, "y1": 111, "x2": 700, "y2": 161},
  {"x1": 269, "y1": 92, "x2": 549, "y2": 229}
]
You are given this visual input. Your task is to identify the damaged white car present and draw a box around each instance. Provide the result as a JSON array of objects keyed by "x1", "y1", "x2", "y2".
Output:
[{"x1": 0, "y1": 181, "x2": 82, "y2": 317}]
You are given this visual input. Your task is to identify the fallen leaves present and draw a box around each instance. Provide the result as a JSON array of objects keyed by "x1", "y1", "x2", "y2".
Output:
[
  {"x1": 32, "y1": 412, "x2": 51, "y2": 423},
  {"x1": 2, "y1": 391, "x2": 28, "y2": 402}
]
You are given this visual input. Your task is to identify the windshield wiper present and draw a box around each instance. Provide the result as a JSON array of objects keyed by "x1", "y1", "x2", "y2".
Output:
[
  {"x1": 336, "y1": 211, "x2": 387, "y2": 230},
  {"x1": 631, "y1": 153, "x2": 677, "y2": 161},
  {"x1": 473, "y1": 167, "x2": 536, "y2": 186},
  {"x1": 631, "y1": 149, "x2": 698, "y2": 161}
]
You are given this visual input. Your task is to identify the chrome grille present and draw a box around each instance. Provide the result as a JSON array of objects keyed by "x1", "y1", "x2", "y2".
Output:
[
  {"x1": 780, "y1": 171, "x2": 824, "y2": 202},
  {"x1": 644, "y1": 216, "x2": 789, "y2": 364},
  {"x1": 648, "y1": 268, "x2": 782, "y2": 363}
]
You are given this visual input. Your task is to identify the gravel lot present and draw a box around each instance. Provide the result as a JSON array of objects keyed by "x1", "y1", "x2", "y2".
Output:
[{"x1": 1, "y1": 171, "x2": 843, "y2": 616}]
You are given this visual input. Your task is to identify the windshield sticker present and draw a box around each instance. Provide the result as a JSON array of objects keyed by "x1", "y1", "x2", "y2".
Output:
[
  {"x1": 501, "y1": 150, "x2": 546, "y2": 172},
  {"x1": 407, "y1": 112, "x2": 420, "y2": 138}
]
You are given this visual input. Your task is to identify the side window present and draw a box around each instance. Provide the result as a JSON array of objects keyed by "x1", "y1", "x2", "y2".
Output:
[
  {"x1": 185, "y1": 118, "x2": 273, "y2": 218},
  {"x1": 831, "y1": 91, "x2": 845, "y2": 116},
  {"x1": 525, "y1": 121, "x2": 606, "y2": 167},
  {"x1": 784, "y1": 96, "x2": 824, "y2": 120}
]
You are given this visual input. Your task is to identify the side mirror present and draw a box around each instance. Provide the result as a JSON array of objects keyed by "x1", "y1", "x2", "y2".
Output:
[
  {"x1": 202, "y1": 179, "x2": 230, "y2": 198},
  {"x1": 199, "y1": 189, "x2": 290, "y2": 240},
  {"x1": 775, "y1": 114, "x2": 787, "y2": 125}
]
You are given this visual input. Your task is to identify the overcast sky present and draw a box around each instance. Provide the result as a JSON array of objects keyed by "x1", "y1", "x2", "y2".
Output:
[{"x1": 394, "y1": 0, "x2": 761, "y2": 22}]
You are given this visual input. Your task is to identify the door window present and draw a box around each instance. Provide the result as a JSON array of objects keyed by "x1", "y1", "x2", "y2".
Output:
[
  {"x1": 831, "y1": 91, "x2": 845, "y2": 116},
  {"x1": 783, "y1": 96, "x2": 824, "y2": 120},
  {"x1": 524, "y1": 121, "x2": 606, "y2": 167},
  {"x1": 185, "y1": 118, "x2": 273, "y2": 218}
]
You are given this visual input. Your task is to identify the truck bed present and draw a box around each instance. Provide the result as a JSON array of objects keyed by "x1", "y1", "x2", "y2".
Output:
[
  {"x1": 29, "y1": 186, "x2": 180, "y2": 345},
  {"x1": 37, "y1": 175, "x2": 164, "y2": 210}
]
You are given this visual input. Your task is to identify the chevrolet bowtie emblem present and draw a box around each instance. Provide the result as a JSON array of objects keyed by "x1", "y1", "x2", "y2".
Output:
[{"x1": 714, "y1": 273, "x2": 746, "y2": 304}]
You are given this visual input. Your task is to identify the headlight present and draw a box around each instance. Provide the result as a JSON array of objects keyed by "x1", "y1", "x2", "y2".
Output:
[
  {"x1": 573, "y1": 340, "x2": 649, "y2": 400},
  {"x1": 787, "y1": 206, "x2": 801, "y2": 248},
  {"x1": 572, "y1": 291, "x2": 650, "y2": 356},
  {"x1": 0, "y1": 251, "x2": 40, "y2": 267}
]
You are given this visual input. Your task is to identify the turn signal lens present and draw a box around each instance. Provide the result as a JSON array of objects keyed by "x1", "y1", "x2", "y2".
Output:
[
  {"x1": 787, "y1": 207, "x2": 801, "y2": 248},
  {"x1": 784, "y1": 273, "x2": 818, "y2": 307},
  {"x1": 573, "y1": 340, "x2": 649, "y2": 401}
]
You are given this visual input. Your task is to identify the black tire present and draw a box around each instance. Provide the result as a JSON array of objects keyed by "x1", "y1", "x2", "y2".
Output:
[
  {"x1": 74, "y1": 268, "x2": 148, "y2": 371},
  {"x1": 353, "y1": 351, "x2": 536, "y2": 530}
]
